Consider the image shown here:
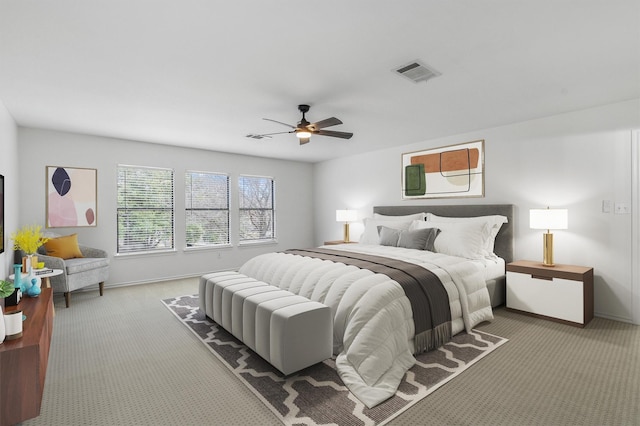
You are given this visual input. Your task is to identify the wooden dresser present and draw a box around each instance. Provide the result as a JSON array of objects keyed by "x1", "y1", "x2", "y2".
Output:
[{"x1": 0, "y1": 288, "x2": 54, "y2": 425}]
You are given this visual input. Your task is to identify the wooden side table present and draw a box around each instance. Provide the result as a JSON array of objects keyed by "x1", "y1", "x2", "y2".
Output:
[
  {"x1": 323, "y1": 240, "x2": 358, "y2": 245},
  {"x1": 506, "y1": 260, "x2": 594, "y2": 327},
  {"x1": 1, "y1": 288, "x2": 54, "y2": 425}
]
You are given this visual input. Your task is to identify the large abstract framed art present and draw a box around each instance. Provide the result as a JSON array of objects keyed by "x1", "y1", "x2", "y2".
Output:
[
  {"x1": 402, "y1": 139, "x2": 485, "y2": 199},
  {"x1": 46, "y1": 166, "x2": 97, "y2": 227}
]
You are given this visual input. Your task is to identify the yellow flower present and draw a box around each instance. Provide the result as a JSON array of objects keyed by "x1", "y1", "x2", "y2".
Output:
[{"x1": 11, "y1": 224, "x2": 49, "y2": 255}]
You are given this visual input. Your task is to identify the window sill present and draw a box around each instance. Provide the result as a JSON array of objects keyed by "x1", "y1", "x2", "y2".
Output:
[
  {"x1": 184, "y1": 244, "x2": 232, "y2": 252},
  {"x1": 114, "y1": 248, "x2": 177, "y2": 258}
]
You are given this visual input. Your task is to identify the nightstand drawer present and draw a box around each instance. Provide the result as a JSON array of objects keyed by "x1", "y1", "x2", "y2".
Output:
[{"x1": 506, "y1": 271, "x2": 584, "y2": 323}]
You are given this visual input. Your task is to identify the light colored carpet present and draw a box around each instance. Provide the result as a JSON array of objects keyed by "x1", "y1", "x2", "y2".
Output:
[{"x1": 26, "y1": 278, "x2": 640, "y2": 425}]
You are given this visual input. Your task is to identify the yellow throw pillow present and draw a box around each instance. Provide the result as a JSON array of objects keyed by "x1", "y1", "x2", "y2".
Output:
[{"x1": 44, "y1": 234, "x2": 84, "y2": 259}]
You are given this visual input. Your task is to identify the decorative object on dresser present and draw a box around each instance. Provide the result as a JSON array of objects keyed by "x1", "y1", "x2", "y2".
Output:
[
  {"x1": 529, "y1": 207, "x2": 568, "y2": 266},
  {"x1": 0, "y1": 288, "x2": 54, "y2": 425},
  {"x1": 0, "y1": 279, "x2": 15, "y2": 302},
  {"x1": 0, "y1": 279, "x2": 13, "y2": 342},
  {"x1": 506, "y1": 260, "x2": 593, "y2": 327},
  {"x1": 5, "y1": 265, "x2": 24, "y2": 306},
  {"x1": 335, "y1": 209, "x2": 357, "y2": 242},
  {"x1": 11, "y1": 224, "x2": 50, "y2": 288},
  {"x1": 3, "y1": 309, "x2": 23, "y2": 340}
]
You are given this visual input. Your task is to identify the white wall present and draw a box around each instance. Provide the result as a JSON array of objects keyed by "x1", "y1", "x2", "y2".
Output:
[
  {"x1": 17, "y1": 128, "x2": 315, "y2": 286},
  {"x1": 313, "y1": 99, "x2": 640, "y2": 323},
  {"x1": 0, "y1": 100, "x2": 18, "y2": 279}
]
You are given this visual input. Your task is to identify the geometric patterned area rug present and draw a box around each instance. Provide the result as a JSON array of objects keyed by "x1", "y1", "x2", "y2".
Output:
[{"x1": 162, "y1": 294, "x2": 507, "y2": 426}]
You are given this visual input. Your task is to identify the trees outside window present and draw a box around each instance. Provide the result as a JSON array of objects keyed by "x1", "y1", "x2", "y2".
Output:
[
  {"x1": 117, "y1": 165, "x2": 174, "y2": 254},
  {"x1": 239, "y1": 175, "x2": 275, "y2": 242},
  {"x1": 185, "y1": 171, "x2": 229, "y2": 247}
]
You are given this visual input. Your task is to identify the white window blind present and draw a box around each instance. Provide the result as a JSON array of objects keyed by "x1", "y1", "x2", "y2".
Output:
[
  {"x1": 239, "y1": 175, "x2": 275, "y2": 242},
  {"x1": 117, "y1": 165, "x2": 174, "y2": 254},
  {"x1": 185, "y1": 171, "x2": 229, "y2": 247}
]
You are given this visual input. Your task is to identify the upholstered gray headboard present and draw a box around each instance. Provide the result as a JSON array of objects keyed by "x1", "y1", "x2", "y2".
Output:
[{"x1": 373, "y1": 204, "x2": 514, "y2": 263}]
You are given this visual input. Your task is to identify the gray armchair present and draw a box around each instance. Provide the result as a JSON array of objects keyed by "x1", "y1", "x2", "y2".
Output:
[{"x1": 19, "y1": 244, "x2": 110, "y2": 307}]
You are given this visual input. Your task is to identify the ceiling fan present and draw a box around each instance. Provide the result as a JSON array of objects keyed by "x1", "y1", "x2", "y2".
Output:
[{"x1": 247, "y1": 104, "x2": 353, "y2": 145}]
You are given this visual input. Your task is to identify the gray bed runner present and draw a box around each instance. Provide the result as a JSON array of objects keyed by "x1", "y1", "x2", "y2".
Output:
[{"x1": 284, "y1": 248, "x2": 452, "y2": 353}]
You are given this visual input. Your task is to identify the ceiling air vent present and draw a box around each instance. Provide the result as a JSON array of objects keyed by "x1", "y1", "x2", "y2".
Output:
[{"x1": 394, "y1": 60, "x2": 441, "y2": 84}]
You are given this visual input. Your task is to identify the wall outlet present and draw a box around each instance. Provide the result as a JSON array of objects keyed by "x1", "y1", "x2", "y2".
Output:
[
  {"x1": 602, "y1": 200, "x2": 612, "y2": 213},
  {"x1": 614, "y1": 202, "x2": 630, "y2": 215}
]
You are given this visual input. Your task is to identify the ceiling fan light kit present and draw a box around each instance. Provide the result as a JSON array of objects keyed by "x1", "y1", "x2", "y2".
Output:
[{"x1": 250, "y1": 104, "x2": 353, "y2": 145}]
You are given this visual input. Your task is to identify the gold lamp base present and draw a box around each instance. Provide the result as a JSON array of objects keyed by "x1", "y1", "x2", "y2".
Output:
[
  {"x1": 542, "y1": 232, "x2": 554, "y2": 266},
  {"x1": 343, "y1": 223, "x2": 350, "y2": 243}
]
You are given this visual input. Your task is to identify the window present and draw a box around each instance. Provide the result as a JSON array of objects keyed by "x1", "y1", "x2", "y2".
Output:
[
  {"x1": 185, "y1": 171, "x2": 229, "y2": 247},
  {"x1": 239, "y1": 175, "x2": 275, "y2": 242},
  {"x1": 117, "y1": 165, "x2": 174, "y2": 254}
]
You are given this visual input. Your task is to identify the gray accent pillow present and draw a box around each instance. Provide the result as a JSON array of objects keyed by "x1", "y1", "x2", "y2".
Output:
[
  {"x1": 397, "y1": 228, "x2": 441, "y2": 251},
  {"x1": 378, "y1": 226, "x2": 401, "y2": 246},
  {"x1": 423, "y1": 228, "x2": 441, "y2": 252}
]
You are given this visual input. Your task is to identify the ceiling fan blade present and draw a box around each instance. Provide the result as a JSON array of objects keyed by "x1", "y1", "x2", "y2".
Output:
[
  {"x1": 315, "y1": 129, "x2": 353, "y2": 139},
  {"x1": 263, "y1": 118, "x2": 296, "y2": 129},
  {"x1": 299, "y1": 137, "x2": 311, "y2": 145},
  {"x1": 309, "y1": 117, "x2": 342, "y2": 130},
  {"x1": 259, "y1": 130, "x2": 295, "y2": 136},
  {"x1": 246, "y1": 130, "x2": 294, "y2": 140}
]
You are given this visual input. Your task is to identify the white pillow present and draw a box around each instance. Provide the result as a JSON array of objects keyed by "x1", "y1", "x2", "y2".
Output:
[
  {"x1": 426, "y1": 213, "x2": 508, "y2": 255},
  {"x1": 373, "y1": 212, "x2": 426, "y2": 221},
  {"x1": 411, "y1": 220, "x2": 489, "y2": 259},
  {"x1": 360, "y1": 218, "x2": 412, "y2": 245}
]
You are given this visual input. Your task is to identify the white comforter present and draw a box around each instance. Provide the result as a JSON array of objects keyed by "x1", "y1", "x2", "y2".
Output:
[{"x1": 238, "y1": 243, "x2": 493, "y2": 408}]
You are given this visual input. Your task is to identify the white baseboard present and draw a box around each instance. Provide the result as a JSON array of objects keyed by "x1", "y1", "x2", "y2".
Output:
[{"x1": 75, "y1": 267, "x2": 241, "y2": 292}]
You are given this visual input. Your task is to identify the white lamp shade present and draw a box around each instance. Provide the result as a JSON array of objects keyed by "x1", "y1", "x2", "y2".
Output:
[
  {"x1": 336, "y1": 209, "x2": 357, "y2": 222},
  {"x1": 530, "y1": 208, "x2": 568, "y2": 230}
]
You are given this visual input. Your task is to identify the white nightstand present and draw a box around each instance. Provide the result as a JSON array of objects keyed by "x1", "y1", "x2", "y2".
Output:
[{"x1": 506, "y1": 260, "x2": 594, "y2": 327}]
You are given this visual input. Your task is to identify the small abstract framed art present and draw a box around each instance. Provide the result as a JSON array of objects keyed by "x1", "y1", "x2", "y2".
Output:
[
  {"x1": 401, "y1": 139, "x2": 485, "y2": 199},
  {"x1": 46, "y1": 166, "x2": 97, "y2": 227}
]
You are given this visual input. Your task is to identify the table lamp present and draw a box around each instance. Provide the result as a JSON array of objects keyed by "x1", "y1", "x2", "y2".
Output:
[
  {"x1": 336, "y1": 210, "x2": 357, "y2": 243},
  {"x1": 530, "y1": 207, "x2": 568, "y2": 266}
]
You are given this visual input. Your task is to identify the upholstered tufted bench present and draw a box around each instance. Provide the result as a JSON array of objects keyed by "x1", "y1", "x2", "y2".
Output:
[{"x1": 199, "y1": 271, "x2": 333, "y2": 375}]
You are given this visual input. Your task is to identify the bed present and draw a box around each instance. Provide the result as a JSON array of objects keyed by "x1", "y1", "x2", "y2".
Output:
[
  {"x1": 235, "y1": 204, "x2": 513, "y2": 408},
  {"x1": 372, "y1": 204, "x2": 514, "y2": 308}
]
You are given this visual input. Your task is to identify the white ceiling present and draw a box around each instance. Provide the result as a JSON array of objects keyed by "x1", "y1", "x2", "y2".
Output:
[{"x1": 1, "y1": 1, "x2": 639, "y2": 163}]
